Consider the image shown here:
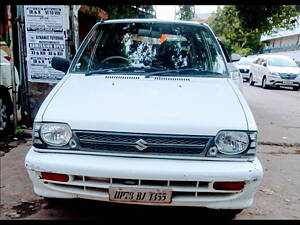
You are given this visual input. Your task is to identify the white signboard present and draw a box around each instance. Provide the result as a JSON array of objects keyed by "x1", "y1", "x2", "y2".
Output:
[{"x1": 24, "y1": 5, "x2": 66, "y2": 83}]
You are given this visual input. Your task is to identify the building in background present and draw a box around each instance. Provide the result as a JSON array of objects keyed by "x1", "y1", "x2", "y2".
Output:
[
  {"x1": 261, "y1": 21, "x2": 300, "y2": 62},
  {"x1": 261, "y1": 9, "x2": 300, "y2": 63},
  {"x1": 191, "y1": 13, "x2": 211, "y2": 23}
]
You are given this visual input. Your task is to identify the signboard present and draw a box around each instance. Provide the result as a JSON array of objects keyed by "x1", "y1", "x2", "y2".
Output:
[{"x1": 24, "y1": 5, "x2": 66, "y2": 83}]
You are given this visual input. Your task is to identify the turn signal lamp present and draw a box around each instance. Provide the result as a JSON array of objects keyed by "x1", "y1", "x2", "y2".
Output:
[
  {"x1": 41, "y1": 172, "x2": 69, "y2": 182},
  {"x1": 213, "y1": 182, "x2": 245, "y2": 191}
]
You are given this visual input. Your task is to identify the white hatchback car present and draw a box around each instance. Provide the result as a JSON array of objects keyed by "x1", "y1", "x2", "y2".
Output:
[
  {"x1": 234, "y1": 57, "x2": 253, "y2": 82},
  {"x1": 0, "y1": 48, "x2": 19, "y2": 132},
  {"x1": 249, "y1": 54, "x2": 300, "y2": 90},
  {"x1": 25, "y1": 19, "x2": 262, "y2": 217}
]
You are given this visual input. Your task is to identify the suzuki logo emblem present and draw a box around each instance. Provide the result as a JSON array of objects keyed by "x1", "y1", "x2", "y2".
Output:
[{"x1": 135, "y1": 139, "x2": 148, "y2": 151}]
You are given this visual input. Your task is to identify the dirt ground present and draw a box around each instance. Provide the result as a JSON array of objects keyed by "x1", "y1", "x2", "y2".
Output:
[{"x1": 1, "y1": 139, "x2": 299, "y2": 220}]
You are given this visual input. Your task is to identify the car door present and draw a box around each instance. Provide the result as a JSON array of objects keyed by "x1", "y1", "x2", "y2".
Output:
[
  {"x1": 260, "y1": 58, "x2": 269, "y2": 82},
  {"x1": 252, "y1": 57, "x2": 260, "y2": 82},
  {"x1": 256, "y1": 58, "x2": 265, "y2": 84}
]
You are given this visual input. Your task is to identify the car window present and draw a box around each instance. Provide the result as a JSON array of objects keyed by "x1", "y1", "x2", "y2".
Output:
[
  {"x1": 257, "y1": 59, "x2": 261, "y2": 65},
  {"x1": 253, "y1": 58, "x2": 260, "y2": 64},
  {"x1": 70, "y1": 22, "x2": 228, "y2": 77},
  {"x1": 267, "y1": 57, "x2": 298, "y2": 67}
]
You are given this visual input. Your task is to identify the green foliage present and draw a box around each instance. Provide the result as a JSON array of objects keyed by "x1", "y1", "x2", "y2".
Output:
[
  {"x1": 235, "y1": 5, "x2": 299, "y2": 34},
  {"x1": 207, "y1": 5, "x2": 299, "y2": 56},
  {"x1": 15, "y1": 125, "x2": 27, "y2": 136},
  {"x1": 101, "y1": 5, "x2": 155, "y2": 20},
  {"x1": 177, "y1": 5, "x2": 195, "y2": 20}
]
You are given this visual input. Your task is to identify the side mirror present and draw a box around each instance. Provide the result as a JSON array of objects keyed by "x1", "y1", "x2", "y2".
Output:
[
  {"x1": 51, "y1": 57, "x2": 70, "y2": 74},
  {"x1": 263, "y1": 62, "x2": 267, "y2": 67},
  {"x1": 231, "y1": 53, "x2": 242, "y2": 62}
]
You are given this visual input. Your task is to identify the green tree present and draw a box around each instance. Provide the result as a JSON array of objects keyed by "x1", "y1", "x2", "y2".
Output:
[
  {"x1": 101, "y1": 5, "x2": 155, "y2": 19},
  {"x1": 207, "y1": 5, "x2": 299, "y2": 56},
  {"x1": 177, "y1": 5, "x2": 195, "y2": 20},
  {"x1": 235, "y1": 5, "x2": 298, "y2": 34}
]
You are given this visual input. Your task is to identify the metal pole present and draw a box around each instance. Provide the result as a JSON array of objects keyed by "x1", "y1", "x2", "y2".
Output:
[
  {"x1": 17, "y1": 5, "x2": 32, "y2": 127},
  {"x1": 7, "y1": 5, "x2": 18, "y2": 133},
  {"x1": 72, "y1": 5, "x2": 80, "y2": 52}
]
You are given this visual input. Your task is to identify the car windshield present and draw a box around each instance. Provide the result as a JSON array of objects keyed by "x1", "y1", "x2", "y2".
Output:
[
  {"x1": 235, "y1": 59, "x2": 252, "y2": 65},
  {"x1": 70, "y1": 21, "x2": 228, "y2": 77},
  {"x1": 267, "y1": 57, "x2": 298, "y2": 67}
]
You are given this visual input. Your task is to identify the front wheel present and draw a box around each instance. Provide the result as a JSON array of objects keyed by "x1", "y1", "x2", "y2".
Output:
[
  {"x1": 249, "y1": 75, "x2": 255, "y2": 86},
  {"x1": 219, "y1": 209, "x2": 243, "y2": 218},
  {"x1": 262, "y1": 77, "x2": 269, "y2": 89},
  {"x1": 0, "y1": 96, "x2": 9, "y2": 133},
  {"x1": 292, "y1": 86, "x2": 299, "y2": 91}
]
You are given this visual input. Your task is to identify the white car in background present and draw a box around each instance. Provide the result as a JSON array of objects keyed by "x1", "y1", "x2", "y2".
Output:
[
  {"x1": 234, "y1": 57, "x2": 253, "y2": 82},
  {"x1": 25, "y1": 19, "x2": 262, "y2": 217},
  {"x1": 0, "y1": 48, "x2": 19, "y2": 132},
  {"x1": 249, "y1": 54, "x2": 300, "y2": 91}
]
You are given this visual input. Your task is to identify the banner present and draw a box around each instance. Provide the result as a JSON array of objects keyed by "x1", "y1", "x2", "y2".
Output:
[{"x1": 24, "y1": 6, "x2": 66, "y2": 83}]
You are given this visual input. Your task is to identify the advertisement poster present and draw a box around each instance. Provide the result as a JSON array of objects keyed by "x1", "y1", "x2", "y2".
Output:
[{"x1": 24, "y1": 5, "x2": 66, "y2": 83}]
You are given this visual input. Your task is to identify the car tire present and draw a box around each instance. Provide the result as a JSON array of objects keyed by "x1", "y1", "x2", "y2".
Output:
[
  {"x1": 0, "y1": 96, "x2": 9, "y2": 134},
  {"x1": 219, "y1": 209, "x2": 243, "y2": 218},
  {"x1": 249, "y1": 75, "x2": 254, "y2": 86},
  {"x1": 262, "y1": 77, "x2": 268, "y2": 89},
  {"x1": 43, "y1": 197, "x2": 66, "y2": 204},
  {"x1": 292, "y1": 86, "x2": 299, "y2": 91}
]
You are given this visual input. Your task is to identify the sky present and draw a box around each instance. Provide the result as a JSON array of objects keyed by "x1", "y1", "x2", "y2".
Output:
[{"x1": 155, "y1": 5, "x2": 220, "y2": 20}]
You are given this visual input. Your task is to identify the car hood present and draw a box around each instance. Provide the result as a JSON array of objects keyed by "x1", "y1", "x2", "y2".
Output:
[
  {"x1": 42, "y1": 74, "x2": 249, "y2": 135},
  {"x1": 235, "y1": 65, "x2": 250, "y2": 70},
  {"x1": 268, "y1": 66, "x2": 300, "y2": 74}
]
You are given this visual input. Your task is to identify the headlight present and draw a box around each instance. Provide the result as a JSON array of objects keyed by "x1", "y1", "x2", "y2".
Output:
[
  {"x1": 40, "y1": 123, "x2": 72, "y2": 146},
  {"x1": 214, "y1": 131, "x2": 249, "y2": 155},
  {"x1": 230, "y1": 70, "x2": 240, "y2": 80},
  {"x1": 270, "y1": 72, "x2": 279, "y2": 76}
]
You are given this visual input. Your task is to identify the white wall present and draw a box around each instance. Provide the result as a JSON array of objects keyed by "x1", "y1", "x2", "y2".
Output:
[
  {"x1": 280, "y1": 35, "x2": 299, "y2": 46},
  {"x1": 254, "y1": 50, "x2": 300, "y2": 62}
]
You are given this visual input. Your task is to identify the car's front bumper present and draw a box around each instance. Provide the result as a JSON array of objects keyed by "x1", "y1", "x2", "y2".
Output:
[
  {"x1": 25, "y1": 147, "x2": 263, "y2": 209},
  {"x1": 271, "y1": 81, "x2": 300, "y2": 87},
  {"x1": 267, "y1": 76, "x2": 300, "y2": 87},
  {"x1": 240, "y1": 72, "x2": 250, "y2": 80}
]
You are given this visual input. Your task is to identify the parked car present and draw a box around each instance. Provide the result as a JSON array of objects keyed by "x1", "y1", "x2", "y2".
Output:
[
  {"x1": 0, "y1": 48, "x2": 19, "y2": 133},
  {"x1": 25, "y1": 19, "x2": 263, "y2": 217},
  {"x1": 234, "y1": 57, "x2": 253, "y2": 82},
  {"x1": 249, "y1": 54, "x2": 300, "y2": 91}
]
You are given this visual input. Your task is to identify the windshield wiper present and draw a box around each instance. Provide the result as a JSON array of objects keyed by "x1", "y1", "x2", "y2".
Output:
[
  {"x1": 85, "y1": 66, "x2": 164, "y2": 76},
  {"x1": 144, "y1": 68, "x2": 223, "y2": 78}
]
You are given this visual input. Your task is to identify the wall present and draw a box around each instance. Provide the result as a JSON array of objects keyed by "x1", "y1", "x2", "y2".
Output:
[{"x1": 25, "y1": 6, "x2": 70, "y2": 123}]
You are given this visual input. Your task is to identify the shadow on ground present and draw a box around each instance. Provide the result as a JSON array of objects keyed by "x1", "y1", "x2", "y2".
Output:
[{"x1": 36, "y1": 198, "x2": 240, "y2": 221}]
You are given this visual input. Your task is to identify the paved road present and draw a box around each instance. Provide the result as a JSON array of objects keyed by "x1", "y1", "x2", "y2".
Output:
[
  {"x1": 242, "y1": 83, "x2": 300, "y2": 145},
  {"x1": 0, "y1": 83, "x2": 300, "y2": 220},
  {"x1": 235, "y1": 83, "x2": 300, "y2": 219}
]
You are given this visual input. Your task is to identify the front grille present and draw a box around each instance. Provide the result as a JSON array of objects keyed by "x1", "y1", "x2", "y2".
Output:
[
  {"x1": 74, "y1": 131, "x2": 212, "y2": 157},
  {"x1": 279, "y1": 73, "x2": 298, "y2": 80},
  {"x1": 80, "y1": 143, "x2": 204, "y2": 154},
  {"x1": 239, "y1": 69, "x2": 249, "y2": 73}
]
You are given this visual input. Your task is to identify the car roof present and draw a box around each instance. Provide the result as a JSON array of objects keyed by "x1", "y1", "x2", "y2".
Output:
[
  {"x1": 97, "y1": 18, "x2": 204, "y2": 26},
  {"x1": 256, "y1": 54, "x2": 292, "y2": 60},
  {"x1": 239, "y1": 57, "x2": 253, "y2": 61}
]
